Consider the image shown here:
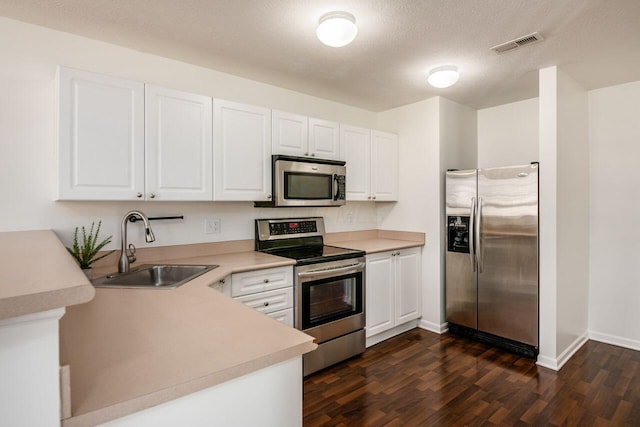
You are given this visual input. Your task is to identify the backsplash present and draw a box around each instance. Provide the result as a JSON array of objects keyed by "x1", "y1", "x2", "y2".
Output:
[{"x1": 50, "y1": 200, "x2": 380, "y2": 252}]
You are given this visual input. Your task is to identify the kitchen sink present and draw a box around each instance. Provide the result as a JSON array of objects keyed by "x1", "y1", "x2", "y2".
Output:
[{"x1": 92, "y1": 264, "x2": 218, "y2": 289}]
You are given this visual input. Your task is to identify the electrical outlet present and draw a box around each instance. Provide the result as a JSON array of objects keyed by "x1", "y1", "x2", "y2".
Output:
[
  {"x1": 346, "y1": 212, "x2": 354, "y2": 224},
  {"x1": 205, "y1": 218, "x2": 221, "y2": 234}
]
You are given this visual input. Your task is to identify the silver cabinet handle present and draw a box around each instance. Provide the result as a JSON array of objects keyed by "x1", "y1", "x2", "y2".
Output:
[
  {"x1": 311, "y1": 153, "x2": 315, "y2": 157},
  {"x1": 263, "y1": 301, "x2": 270, "y2": 307},
  {"x1": 219, "y1": 278, "x2": 225, "y2": 284},
  {"x1": 136, "y1": 193, "x2": 143, "y2": 198},
  {"x1": 373, "y1": 196, "x2": 376, "y2": 200},
  {"x1": 267, "y1": 194, "x2": 272, "y2": 199},
  {"x1": 149, "y1": 193, "x2": 156, "y2": 199},
  {"x1": 263, "y1": 278, "x2": 269, "y2": 283},
  {"x1": 304, "y1": 152, "x2": 308, "y2": 156},
  {"x1": 367, "y1": 196, "x2": 372, "y2": 200}
]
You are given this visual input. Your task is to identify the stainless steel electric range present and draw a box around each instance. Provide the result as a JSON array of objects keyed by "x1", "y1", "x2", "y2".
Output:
[{"x1": 255, "y1": 217, "x2": 366, "y2": 376}]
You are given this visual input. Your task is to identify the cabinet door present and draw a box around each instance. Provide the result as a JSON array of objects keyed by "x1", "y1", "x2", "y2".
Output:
[
  {"x1": 58, "y1": 67, "x2": 144, "y2": 200},
  {"x1": 272, "y1": 110, "x2": 307, "y2": 157},
  {"x1": 371, "y1": 130, "x2": 399, "y2": 202},
  {"x1": 214, "y1": 99, "x2": 272, "y2": 201},
  {"x1": 365, "y1": 252, "x2": 395, "y2": 337},
  {"x1": 209, "y1": 275, "x2": 231, "y2": 296},
  {"x1": 309, "y1": 118, "x2": 340, "y2": 160},
  {"x1": 340, "y1": 125, "x2": 371, "y2": 201},
  {"x1": 145, "y1": 85, "x2": 213, "y2": 201},
  {"x1": 395, "y1": 247, "x2": 422, "y2": 324}
]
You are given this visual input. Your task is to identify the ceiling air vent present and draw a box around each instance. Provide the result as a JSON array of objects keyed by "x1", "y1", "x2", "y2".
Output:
[{"x1": 490, "y1": 32, "x2": 544, "y2": 53}]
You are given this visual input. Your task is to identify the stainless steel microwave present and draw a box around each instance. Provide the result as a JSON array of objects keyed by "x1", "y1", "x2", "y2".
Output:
[{"x1": 255, "y1": 155, "x2": 346, "y2": 207}]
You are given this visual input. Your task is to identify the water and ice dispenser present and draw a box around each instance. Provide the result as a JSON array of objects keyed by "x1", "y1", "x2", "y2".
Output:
[{"x1": 447, "y1": 216, "x2": 470, "y2": 253}]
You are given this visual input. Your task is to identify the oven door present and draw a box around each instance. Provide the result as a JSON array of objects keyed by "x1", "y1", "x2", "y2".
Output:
[{"x1": 295, "y1": 257, "x2": 365, "y2": 343}]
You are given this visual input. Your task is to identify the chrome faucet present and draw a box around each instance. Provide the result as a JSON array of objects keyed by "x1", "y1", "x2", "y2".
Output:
[{"x1": 118, "y1": 210, "x2": 156, "y2": 273}]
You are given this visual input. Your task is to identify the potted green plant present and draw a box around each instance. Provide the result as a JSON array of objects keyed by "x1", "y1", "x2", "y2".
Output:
[{"x1": 66, "y1": 221, "x2": 115, "y2": 279}]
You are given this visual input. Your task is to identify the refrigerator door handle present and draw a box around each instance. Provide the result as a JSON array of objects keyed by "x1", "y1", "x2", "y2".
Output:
[
  {"x1": 469, "y1": 197, "x2": 476, "y2": 272},
  {"x1": 476, "y1": 196, "x2": 483, "y2": 273}
]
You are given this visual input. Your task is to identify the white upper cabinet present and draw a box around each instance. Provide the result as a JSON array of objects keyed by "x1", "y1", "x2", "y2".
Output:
[
  {"x1": 273, "y1": 111, "x2": 340, "y2": 160},
  {"x1": 341, "y1": 125, "x2": 398, "y2": 202},
  {"x1": 57, "y1": 67, "x2": 144, "y2": 200},
  {"x1": 309, "y1": 118, "x2": 340, "y2": 160},
  {"x1": 214, "y1": 99, "x2": 272, "y2": 201},
  {"x1": 341, "y1": 124, "x2": 371, "y2": 201},
  {"x1": 272, "y1": 110, "x2": 307, "y2": 157},
  {"x1": 371, "y1": 130, "x2": 399, "y2": 201},
  {"x1": 145, "y1": 85, "x2": 213, "y2": 201}
]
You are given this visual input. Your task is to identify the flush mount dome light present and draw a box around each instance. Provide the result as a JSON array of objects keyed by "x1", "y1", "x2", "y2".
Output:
[
  {"x1": 427, "y1": 65, "x2": 460, "y2": 88},
  {"x1": 316, "y1": 12, "x2": 358, "y2": 47}
]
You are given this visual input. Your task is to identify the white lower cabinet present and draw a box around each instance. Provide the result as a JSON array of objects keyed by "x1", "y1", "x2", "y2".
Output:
[
  {"x1": 365, "y1": 247, "x2": 421, "y2": 338},
  {"x1": 231, "y1": 266, "x2": 294, "y2": 327}
]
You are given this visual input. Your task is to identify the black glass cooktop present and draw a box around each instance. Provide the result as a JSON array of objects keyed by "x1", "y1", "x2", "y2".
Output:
[{"x1": 267, "y1": 245, "x2": 365, "y2": 266}]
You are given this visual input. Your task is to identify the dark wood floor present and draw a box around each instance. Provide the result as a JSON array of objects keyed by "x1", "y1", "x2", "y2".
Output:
[{"x1": 304, "y1": 328, "x2": 640, "y2": 426}]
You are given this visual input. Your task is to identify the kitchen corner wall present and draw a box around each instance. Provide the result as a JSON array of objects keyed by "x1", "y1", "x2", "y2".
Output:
[
  {"x1": 0, "y1": 17, "x2": 378, "y2": 249},
  {"x1": 477, "y1": 98, "x2": 539, "y2": 168},
  {"x1": 376, "y1": 97, "x2": 476, "y2": 332}
]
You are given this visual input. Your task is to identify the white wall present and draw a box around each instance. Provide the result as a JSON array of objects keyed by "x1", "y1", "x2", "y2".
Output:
[
  {"x1": 555, "y1": 68, "x2": 589, "y2": 355},
  {"x1": 588, "y1": 81, "x2": 640, "y2": 351},
  {"x1": 477, "y1": 98, "x2": 539, "y2": 168},
  {"x1": 0, "y1": 17, "x2": 378, "y2": 250},
  {"x1": 376, "y1": 98, "x2": 440, "y2": 330},
  {"x1": 376, "y1": 97, "x2": 476, "y2": 331},
  {"x1": 538, "y1": 66, "x2": 590, "y2": 370}
]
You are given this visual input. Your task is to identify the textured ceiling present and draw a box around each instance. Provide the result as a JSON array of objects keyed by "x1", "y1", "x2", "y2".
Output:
[{"x1": 0, "y1": 0, "x2": 639, "y2": 111}]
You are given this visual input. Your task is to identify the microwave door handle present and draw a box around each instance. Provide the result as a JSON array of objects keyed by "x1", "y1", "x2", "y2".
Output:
[{"x1": 334, "y1": 174, "x2": 339, "y2": 201}]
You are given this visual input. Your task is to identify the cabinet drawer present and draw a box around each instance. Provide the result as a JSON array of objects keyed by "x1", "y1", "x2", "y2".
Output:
[
  {"x1": 208, "y1": 275, "x2": 231, "y2": 297},
  {"x1": 231, "y1": 266, "x2": 293, "y2": 297},
  {"x1": 234, "y1": 287, "x2": 293, "y2": 315},
  {"x1": 266, "y1": 308, "x2": 294, "y2": 327}
]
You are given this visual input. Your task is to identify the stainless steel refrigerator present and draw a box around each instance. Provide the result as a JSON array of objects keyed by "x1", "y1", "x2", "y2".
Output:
[{"x1": 445, "y1": 163, "x2": 539, "y2": 356}]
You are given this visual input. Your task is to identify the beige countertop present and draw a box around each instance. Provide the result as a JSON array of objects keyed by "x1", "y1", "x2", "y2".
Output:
[
  {"x1": 58, "y1": 229, "x2": 424, "y2": 426},
  {"x1": 326, "y1": 229, "x2": 425, "y2": 254},
  {"x1": 60, "y1": 250, "x2": 315, "y2": 427},
  {"x1": 0, "y1": 230, "x2": 95, "y2": 321}
]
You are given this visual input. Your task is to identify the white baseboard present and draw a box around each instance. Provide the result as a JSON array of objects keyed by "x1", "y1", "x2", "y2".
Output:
[
  {"x1": 589, "y1": 330, "x2": 640, "y2": 352},
  {"x1": 366, "y1": 320, "x2": 419, "y2": 347},
  {"x1": 418, "y1": 319, "x2": 448, "y2": 334},
  {"x1": 536, "y1": 331, "x2": 589, "y2": 371}
]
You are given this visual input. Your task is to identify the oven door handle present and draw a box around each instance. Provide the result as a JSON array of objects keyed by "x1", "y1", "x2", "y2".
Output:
[{"x1": 297, "y1": 262, "x2": 365, "y2": 278}]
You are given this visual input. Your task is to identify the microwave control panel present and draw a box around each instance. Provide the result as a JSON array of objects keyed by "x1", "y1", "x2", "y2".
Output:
[
  {"x1": 447, "y1": 215, "x2": 470, "y2": 253},
  {"x1": 335, "y1": 175, "x2": 346, "y2": 200}
]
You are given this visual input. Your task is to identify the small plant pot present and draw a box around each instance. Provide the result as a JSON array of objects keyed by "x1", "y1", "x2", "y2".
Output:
[{"x1": 82, "y1": 268, "x2": 93, "y2": 280}]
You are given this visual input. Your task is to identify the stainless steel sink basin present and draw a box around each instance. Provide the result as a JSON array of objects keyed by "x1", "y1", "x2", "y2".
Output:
[{"x1": 92, "y1": 264, "x2": 218, "y2": 289}]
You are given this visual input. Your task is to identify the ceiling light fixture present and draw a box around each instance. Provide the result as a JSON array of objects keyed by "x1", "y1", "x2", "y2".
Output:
[
  {"x1": 427, "y1": 65, "x2": 460, "y2": 88},
  {"x1": 316, "y1": 12, "x2": 358, "y2": 47}
]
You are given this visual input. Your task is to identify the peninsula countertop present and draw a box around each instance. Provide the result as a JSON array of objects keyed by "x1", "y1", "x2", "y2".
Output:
[
  {"x1": 56, "y1": 229, "x2": 424, "y2": 426},
  {"x1": 59, "y1": 251, "x2": 315, "y2": 427},
  {"x1": 0, "y1": 230, "x2": 95, "y2": 321}
]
